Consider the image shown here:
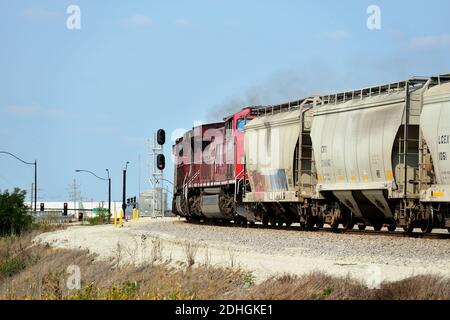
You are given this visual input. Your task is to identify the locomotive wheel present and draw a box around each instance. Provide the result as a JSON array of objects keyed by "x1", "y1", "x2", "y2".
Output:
[
  {"x1": 235, "y1": 216, "x2": 248, "y2": 227},
  {"x1": 372, "y1": 223, "x2": 383, "y2": 231},
  {"x1": 357, "y1": 223, "x2": 366, "y2": 231}
]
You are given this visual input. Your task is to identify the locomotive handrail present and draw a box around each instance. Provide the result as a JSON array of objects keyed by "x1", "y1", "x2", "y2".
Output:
[{"x1": 234, "y1": 169, "x2": 245, "y2": 202}]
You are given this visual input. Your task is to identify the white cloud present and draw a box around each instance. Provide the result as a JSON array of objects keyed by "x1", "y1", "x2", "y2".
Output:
[
  {"x1": 126, "y1": 14, "x2": 152, "y2": 27},
  {"x1": 317, "y1": 30, "x2": 350, "y2": 41},
  {"x1": 22, "y1": 8, "x2": 59, "y2": 20},
  {"x1": 411, "y1": 34, "x2": 450, "y2": 49}
]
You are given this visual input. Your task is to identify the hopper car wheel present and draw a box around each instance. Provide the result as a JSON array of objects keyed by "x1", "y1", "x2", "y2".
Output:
[
  {"x1": 373, "y1": 223, "x2": 383, "y2": 231},
  {"x1": 387, "y1": 223, "x2": 397, "y2": 232},
  {"x1": 358, "y1": 224, "x2": 366, "y2": 231},
  {"x1": 330, "y1": 222, "x2": 339, "y2": 230},
  {"x1": 421, "y1": 206, "x2": 434, "y2": 234},
  {"x1": 262, "y1": 216, "x2": 269, "y2": 226},
  {"x1": 342, "y1": 210, "x2": 354, "y2": 230},
  {"x1": 344, "y1": 221, "x2": 355, "y2": 230},
  {"x1": 285, "y1": 221, "x2": 292, "y2": 227},
  {"x1": 315, "y1": 220, "x2": 324, "y2": 229},
  {"x1": 420, "y1": 218, "x2": 433, "y2": 234},
  {"x1": 403, "y1": 224, "x2": 414, "y2": 234},
  {"x1": 305, "y1": 218, "x2": 316, "y2": 230},
  {"x1": 269, "y1": 217, "x2": 276, "y2": 226}
]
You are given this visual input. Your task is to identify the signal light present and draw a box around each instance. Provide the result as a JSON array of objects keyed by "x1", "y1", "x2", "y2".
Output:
[
  {"x1": 157, "y1": 129, "x2": 166, "y2": 146},
  {"x1": 63, "y1": 203, "x2": 68, "y2": 216},
  {"x1": 40, "y1": 203, "x2": 44, "y2": 212},
  {"x1": 157, "y1": 154, "x2": 165, "y2": 170}
]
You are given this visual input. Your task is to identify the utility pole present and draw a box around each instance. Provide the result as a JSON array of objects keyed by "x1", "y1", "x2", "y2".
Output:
[
  {"x1": 30, "y1": 182, "x2": 34, "y2": 210},
  {"x1": 69, "y1": 179, "x2": 80, "y2": 218},
  {"x1": 34, "y1": 160, "x2": 37, "y2": 213}
]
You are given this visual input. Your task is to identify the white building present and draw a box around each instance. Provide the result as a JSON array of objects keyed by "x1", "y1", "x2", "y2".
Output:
[{"x1": 25, "y1": 201, "x2": 124, "y2": 218}]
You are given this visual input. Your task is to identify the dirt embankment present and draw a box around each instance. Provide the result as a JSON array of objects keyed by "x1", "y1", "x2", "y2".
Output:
[{"x1": 35, "y1": 218, "x2": 450, "y2": 283}]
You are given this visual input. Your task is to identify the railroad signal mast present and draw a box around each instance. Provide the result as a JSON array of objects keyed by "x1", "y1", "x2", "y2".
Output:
[{"x1": 151, "y1": 129, "x2": 166, "y2": 218}]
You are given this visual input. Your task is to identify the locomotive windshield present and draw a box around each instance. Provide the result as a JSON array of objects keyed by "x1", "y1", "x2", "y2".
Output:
[{"x1": 237, "y1": 118, "x2": 252, "y2": 132}]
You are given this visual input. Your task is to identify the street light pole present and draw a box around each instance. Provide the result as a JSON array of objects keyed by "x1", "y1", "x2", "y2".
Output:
[
  {"x1": 122, "y1": 161, "x2": 129, "y2": 218},
  {"x1": 0, "y1": 151, "x2": 37, "y2": 213},
  {"x1": 34, "y1": 160, "x2": 37, "y2": 212},
  {"x1": 106, "y1": 169, "x2": 111, "y2": 221}
]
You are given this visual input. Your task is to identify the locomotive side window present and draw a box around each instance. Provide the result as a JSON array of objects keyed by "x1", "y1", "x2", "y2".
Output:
[
  {"x1": 236, "y1": 118, "x2": 246, "y2": 131},
  {"x1": 225, "y1": 120, "x2": 233, "y2": 130}
]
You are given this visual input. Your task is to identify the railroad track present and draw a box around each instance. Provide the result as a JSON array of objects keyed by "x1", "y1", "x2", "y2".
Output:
[{"x1": 185, "y1": 219, "x2": 450, "y2": 240}]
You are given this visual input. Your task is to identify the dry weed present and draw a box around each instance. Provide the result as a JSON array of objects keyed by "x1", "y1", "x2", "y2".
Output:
[{"x1": 182, "y1": 241, "x2": 198, "y2": 267}]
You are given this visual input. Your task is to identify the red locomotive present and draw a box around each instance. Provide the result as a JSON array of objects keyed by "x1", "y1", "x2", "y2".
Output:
[{"x1": 172, "y1": 107, "x2": 257, "y2": 221}]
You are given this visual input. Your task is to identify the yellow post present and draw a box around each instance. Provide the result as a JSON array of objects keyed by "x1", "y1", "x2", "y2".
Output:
[
  {"x1": 114, "y1": 211, "x2": 117, "y2": 227},
  {"x1": 136, "y1": 209, "x2": 139, "y2": 220},
  {"x1": 119, "y1": 209, "x2": 123, "y2": 227}
]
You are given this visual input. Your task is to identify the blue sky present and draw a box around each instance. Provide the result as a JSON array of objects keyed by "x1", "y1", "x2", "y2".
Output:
[{"x1": 1, "y1": 0, "x2": 450, "y2": 202}]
